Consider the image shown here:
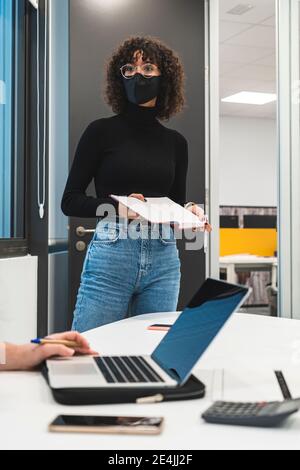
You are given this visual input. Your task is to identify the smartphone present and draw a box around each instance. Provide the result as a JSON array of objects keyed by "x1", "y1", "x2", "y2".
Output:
[
  {"x1": 147, "y1": 324, "x2": 171, "y2": 331},
  {"x1": 49, "y1": 415, "x2": 164, "y2": 435}
]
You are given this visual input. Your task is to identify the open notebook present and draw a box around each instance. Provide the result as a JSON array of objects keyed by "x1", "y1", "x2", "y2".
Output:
[{"x1": 110, "y1": 195, "x2": 205, "y2": 230}]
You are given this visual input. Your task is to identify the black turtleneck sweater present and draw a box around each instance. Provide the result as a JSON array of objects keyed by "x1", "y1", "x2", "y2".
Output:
[{"x1": 61, "y1": 101, "x2": 189, "y2": 218}]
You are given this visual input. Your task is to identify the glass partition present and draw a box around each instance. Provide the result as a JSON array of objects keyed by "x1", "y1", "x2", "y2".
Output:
[
  {"x1": 211, "y1": 0, "x2": 278, "y2": 316},
  {"x1": 0, "y1": 0, "x2": 25, "y2": 240},
  {"x1": 277, "y1": 0, "x2": 300, "y2": 318}
]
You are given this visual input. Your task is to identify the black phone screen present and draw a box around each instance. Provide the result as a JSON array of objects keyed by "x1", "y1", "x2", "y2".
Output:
[{"x1": 51, "y1": 415, "x2": 163, "y2": 428}]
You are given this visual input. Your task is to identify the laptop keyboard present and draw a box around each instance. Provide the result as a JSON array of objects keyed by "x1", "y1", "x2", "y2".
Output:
[{"x1": 94, "y1": 356, "x2": 165, "y2": 384}]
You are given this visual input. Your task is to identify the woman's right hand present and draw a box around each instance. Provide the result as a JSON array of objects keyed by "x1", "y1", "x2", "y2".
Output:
[{"x1": 118, "y1": 193, "x2": 146, "y2": 220}]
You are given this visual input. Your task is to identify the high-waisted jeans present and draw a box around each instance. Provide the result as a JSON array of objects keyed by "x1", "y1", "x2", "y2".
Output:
[{"x1": 72, "y1": 218, "x2": 181, "y2": 332}]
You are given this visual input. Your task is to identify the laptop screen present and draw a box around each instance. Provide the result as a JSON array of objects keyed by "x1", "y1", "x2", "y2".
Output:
[{"x1": 151, "y1": 278, "x2": 249, "y2": 385}]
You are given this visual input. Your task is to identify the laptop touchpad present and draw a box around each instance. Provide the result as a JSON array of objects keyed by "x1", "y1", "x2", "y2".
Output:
[{"x1": 51, "y1": 363, "x2": 99, "y2": 376}]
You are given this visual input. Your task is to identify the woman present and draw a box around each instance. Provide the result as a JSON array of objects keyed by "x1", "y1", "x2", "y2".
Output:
[{"x1": 61, "y1": 36, "x2": 211, "y2": 333}]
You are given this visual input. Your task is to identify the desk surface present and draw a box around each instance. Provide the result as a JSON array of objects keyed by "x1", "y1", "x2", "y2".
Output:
[
  {"x1": 1, "y1": 312, "x2": 300, "y2": 450},
  {"x1": 220, "y1": 255, "x2": 277, "y2": 265}
]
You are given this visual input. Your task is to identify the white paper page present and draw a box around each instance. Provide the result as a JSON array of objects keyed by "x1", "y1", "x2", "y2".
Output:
[{"x1": 110, "y1": 195, "x2": 204, "y2": 229}]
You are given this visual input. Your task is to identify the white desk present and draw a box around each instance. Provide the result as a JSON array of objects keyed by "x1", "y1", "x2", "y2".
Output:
[
  {"x1": 1, "y1": 312, "x2": 300, "y2": 450},
  {"x1": 220, "y1": 255, "x2": 277, "y2": 286}
]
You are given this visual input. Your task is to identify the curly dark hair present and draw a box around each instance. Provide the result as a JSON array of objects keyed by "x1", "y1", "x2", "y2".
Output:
[{"x1": 103, "y1": 35, "x2": 186, "y2": 122}]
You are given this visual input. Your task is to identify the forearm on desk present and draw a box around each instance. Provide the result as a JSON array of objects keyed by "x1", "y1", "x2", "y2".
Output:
[{"x1": 0, "y1": 343, "x2": 32, "y2": 371}]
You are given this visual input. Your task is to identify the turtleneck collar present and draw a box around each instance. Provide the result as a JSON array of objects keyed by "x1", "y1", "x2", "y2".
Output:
[{"x1": 121, "y1": 101, "x2": 159, "y2": 126}]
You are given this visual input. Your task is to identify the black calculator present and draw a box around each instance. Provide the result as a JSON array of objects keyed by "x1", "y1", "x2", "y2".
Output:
[{"x1": 202, "y1": 399, "x2": 300, "y2": 427}]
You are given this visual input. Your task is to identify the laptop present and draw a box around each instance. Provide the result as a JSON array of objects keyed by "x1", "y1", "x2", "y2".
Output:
[{"x1": 47, "y1": 278, "x2": 250, "y2": 389}]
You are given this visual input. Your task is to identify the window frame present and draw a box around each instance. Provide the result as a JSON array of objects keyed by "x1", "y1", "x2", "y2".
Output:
[{"x1": 0, "y1": 0, "x2": 29, "y2": 258}]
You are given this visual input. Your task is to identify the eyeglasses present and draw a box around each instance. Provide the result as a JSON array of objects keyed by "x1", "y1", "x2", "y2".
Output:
[{"x1": 120, "y1": 63, "x2": 160, "y2": 79}]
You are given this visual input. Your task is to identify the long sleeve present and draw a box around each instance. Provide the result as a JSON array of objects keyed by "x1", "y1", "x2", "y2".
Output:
[
  {"x1": 62, "y1": 108, "x2": 190, "y2": 217},
  {"x1": 169, "y1": 133, "x2": 189, "y2": 207},
  {"x1": 61, "y1": 121, "x2": 119, "y2": 218}
]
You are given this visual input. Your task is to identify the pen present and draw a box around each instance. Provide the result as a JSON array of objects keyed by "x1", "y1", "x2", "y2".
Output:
[
  {"x1": 31, "y1": 338, "x2": 81, "y2": 348},
  {"x1": 203, "y1": 215, "x2": 209, "y2": 254}
]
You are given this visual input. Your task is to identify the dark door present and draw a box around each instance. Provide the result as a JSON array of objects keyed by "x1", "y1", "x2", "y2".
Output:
[{"x1": 68, "y1": 0, "x2": 206, "y2": 327}]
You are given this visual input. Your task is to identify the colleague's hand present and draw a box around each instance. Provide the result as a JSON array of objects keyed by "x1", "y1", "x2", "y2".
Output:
[
  {"x1": 186, "y1": 204, "x2": 213, "y2": 233},
  {"x1": 0, "y1": 331, "x2": 97, "y2": 371},
  {"x1": 118, "y1": 193, "x2": 146, "y2": 220}
]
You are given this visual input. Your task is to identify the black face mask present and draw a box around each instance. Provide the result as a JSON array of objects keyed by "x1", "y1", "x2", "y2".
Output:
[{"x1": 122, "y1": 73, "x2": 161, "y2": 105}]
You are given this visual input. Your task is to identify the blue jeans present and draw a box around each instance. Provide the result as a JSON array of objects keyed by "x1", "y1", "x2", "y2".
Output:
[{"x1": 72, "y1": 219, "x2": 181, "y2": 332}]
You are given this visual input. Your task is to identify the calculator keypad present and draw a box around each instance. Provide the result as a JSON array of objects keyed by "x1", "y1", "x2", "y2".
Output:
[{"x1": 202, "y1": 400, "x2": 299, "y2": 427}]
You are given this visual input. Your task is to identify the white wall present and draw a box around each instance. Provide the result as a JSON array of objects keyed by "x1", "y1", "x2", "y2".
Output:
[
  {"x1": 0, "y1": 256, "x2": 38, "y2": 343},
  {"x1": 220, "y1": 116, "x2": 277, "y2": 207}
]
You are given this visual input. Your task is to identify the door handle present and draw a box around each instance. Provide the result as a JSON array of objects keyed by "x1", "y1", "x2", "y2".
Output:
[{"x1": 76, "y1": 226, "x2": 95, "y2": 237}]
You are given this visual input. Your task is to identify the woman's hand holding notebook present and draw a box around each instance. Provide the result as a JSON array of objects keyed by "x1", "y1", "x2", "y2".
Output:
[{"x1": 110, "y1": 195, "x2": 206, "y2": 230}]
